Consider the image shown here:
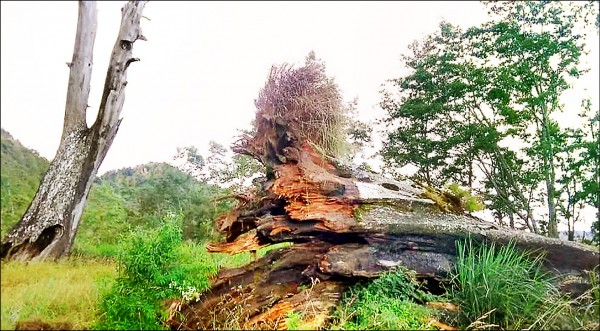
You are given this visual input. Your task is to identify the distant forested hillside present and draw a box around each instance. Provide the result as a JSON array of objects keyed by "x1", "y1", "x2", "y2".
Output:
[
  {"x1": 1, "y1": 128, "x2": 50, "y2": 238},
  {"x1": 75, "y1": 162, "x2": 233, "y2": 256},
  {"x1": 1, "y1": 128, "x2": 233, "y2": 257}
]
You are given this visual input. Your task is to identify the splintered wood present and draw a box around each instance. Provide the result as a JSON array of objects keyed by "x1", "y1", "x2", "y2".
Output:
[
  {"x1": 169, "y1": 244, "x2": 346, "y2": 330},
  {"x1": 205, "y1": 229, "x2": 266, "y2": 254},
  {"x1": 271, "y1": 144, "x2": 359, "y2": 231},
  {"x1": 173, "y1": 69, "x2": 599, "y2": 330}
]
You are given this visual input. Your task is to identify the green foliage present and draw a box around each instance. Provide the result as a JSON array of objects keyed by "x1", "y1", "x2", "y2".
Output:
[
  {"x1": 74, "y1": 182, "x2": 129, "y2": 258},
  {"x1": 173, "y1": 145, "x2": 205, "y2": 178},
  {"x1": 73, "y1": 162, "x2": 233, "y2": 257},
  {"x1": 94, "y1": 215, "x2": 218, "y2": 330},
  {"x1": 201, "y1": 141, "x2": 265, "y2": 192},
  {"x1": 380, "y1": 21, "x2": 474, "y2": 188},
  {"x1": 0, "y1": 128, "x2": 49, "y2": 239},
  {"x1": 448, "y1": 238, "x2": 556, "y2": 329},
  {"x1": 285, "y1": 311, "x2": 304, "y2": 330},
  {"x1": 380, "y1": 2, "x2": 599, "y2": 237},
  {"x1": 329, "y1": 267, "x2": 438, "y2": 330}
]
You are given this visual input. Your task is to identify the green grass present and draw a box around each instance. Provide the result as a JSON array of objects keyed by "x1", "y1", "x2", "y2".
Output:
[
  {"x1": 2, "y1": 235, "x2": 596, "y2": 330},
  {"x1": 329, "y1": 267, "x2": 440, "y2": 330},
  {"x1": 0, "y1": 221, "x2": 291, "y2": 331},
  {"x1": 449, "y1": 238, "x2": 560, "y2": 329},
  {"x1": 0, "y1": 257, "x2": 116, "y2": 330}
]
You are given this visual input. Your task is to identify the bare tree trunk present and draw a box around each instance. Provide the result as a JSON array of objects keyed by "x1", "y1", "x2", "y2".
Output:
[
  {"x1": 1, "y1": 1, "x2": 147, "y2": 261},
  {"x1": 540, "y1": 105, "x2": 559, "y2": 238}
]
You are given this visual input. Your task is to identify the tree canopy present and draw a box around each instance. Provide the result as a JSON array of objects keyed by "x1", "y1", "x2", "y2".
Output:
[{"x1": 380, "y1": 1, "x2": 599, "y2": 241}]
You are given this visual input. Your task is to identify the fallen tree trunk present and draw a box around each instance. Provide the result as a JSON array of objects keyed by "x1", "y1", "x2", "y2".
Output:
[
  {"x1": 169, "y1": 144, "x2": 599, "y2": 330},
  {"x1": 168, "y1": 56, "x2": 599, "y2": 330}
]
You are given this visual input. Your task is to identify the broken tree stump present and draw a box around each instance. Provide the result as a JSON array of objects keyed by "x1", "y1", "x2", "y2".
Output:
[
  {"x1": 169, "y1": 150, "x2": 599, "y2": 330},
  {"x1": 169, "y1": 55, "x2": 599, "y2": 330}
]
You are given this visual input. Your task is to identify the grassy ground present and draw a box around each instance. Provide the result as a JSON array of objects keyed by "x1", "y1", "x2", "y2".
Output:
[
  {"x1": 1, "y1": 239, "x2": 596, "y2": 330},
  {"x1": 0, "y1": 258, "x2": 116, "y2": 330},
  {"x1": 0, "y1": 240, "x2": 289, "y2": 330}
]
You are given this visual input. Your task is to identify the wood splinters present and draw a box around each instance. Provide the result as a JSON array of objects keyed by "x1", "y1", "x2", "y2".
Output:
[
  {"x1": 427, "y1": 318, "x2": 458, "y2": 330},
  {"x1": 269, "y1": 226, "x2": 292, "y2": 236}
]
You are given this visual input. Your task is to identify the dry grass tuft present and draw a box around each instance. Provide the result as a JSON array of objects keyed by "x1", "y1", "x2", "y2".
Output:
[{"x1": 254, "y1": 52, "x2": 351, "y2": 158}]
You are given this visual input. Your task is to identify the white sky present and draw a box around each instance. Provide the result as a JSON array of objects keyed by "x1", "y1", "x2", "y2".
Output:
[
  {"x1": 0, "y1": 1, "x2": 496, "y2": 171},
  {"x1": 1, "y1": 1, "x2": 598, "y2": 231}
]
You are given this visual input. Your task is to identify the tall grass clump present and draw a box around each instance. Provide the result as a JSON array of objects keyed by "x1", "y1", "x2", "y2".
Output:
[
  {"x1": 449, "y1": 238, "x2": 556, "y2": 329},
  {"x1": 93, "y1": 214, "x2": 219, "y2": 330},
  {"x1": 329, "y1": 267, "x2": 439, "y2": 330}
]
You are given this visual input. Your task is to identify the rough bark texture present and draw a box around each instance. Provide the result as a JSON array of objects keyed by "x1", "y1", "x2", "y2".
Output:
[
  {"x1": 1, "y1": 1, "x2": 147, "y2": 261},
  {"x1": 170, "y1": 151, "x2": 599, "y2": 329},
  {"x1": 167, "y1": 58, "x2": 600, "y2": 330}
]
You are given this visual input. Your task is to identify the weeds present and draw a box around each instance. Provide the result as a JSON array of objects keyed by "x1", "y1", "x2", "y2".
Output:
[
  {"x1": 329, "y1": 267, "x2": 439, "y2": 330},
  {"x1": 93, "y1": 214, "x2": 218, "y2": 330}
]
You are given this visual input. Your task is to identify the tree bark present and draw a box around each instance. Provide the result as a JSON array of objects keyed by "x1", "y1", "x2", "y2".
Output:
[
  {"x1": 539, "y1": 101, "x2": 559, "y2": 238},
  {"x1": 1, "y1": 1, "x2": 147, "y2": 261},
  {"x1": 169, "y1": 154, "x2": 600, "y2": 330},
  {"x1": 171, "y1": 113, "x2": 599, "y2": 330},
  {"x1": 168, "y1": 57, "x2": 599, "y2": 330}
]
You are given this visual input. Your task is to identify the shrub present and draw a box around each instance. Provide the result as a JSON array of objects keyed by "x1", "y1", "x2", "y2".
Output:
[
  {"x1": 448, "y1": 238, "x2": 556, "y2": 329},
  {"x1": 93, "y1": 214, "x2": 218, "y2": 330}
]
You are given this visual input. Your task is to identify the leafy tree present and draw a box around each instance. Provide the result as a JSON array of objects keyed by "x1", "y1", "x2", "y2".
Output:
[
  {"x1": 381, "y1": 1, "x2": 598, "y2": 238},
  {"x1": 340, "y1": 98, "x2": 374, "y2": 164},
  {"x1": 474, "y1": 1, "x2": 591, "y2": 237},
  {"x1": 73, "y1": 163, "x2": 234, "y2": 257},
  {"x1": 380, "y1": 21, "x2": 541, "y2": 232},
  {"x1": 175, "y1": 141, "x2": 265, "y2": 193},
  {"x1": 380, "y1": 23, "x2": 463, "y2": 187},
  {"x1": 574, "y1": 99, "x2": 599, "y2": 244},
  {"x1": 173, "y1": 146, "x2": 205, "y2": 178}
]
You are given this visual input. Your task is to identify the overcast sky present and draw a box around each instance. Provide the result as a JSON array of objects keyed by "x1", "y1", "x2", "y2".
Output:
[
  {"x1": 1, "y1": 1, "x2": 598, "y2": 230},
  {"x1": 0, "y1": 1, "x2": 497, "y2": 170}
]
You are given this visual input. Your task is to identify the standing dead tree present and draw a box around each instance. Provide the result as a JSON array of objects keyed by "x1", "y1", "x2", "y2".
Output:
[
  {"x1": 1, "y1": 1, "x2": 147, "y2": 261},
  {"x1": 168, "y1": 55, "x2": 599, "y2": 330}
]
